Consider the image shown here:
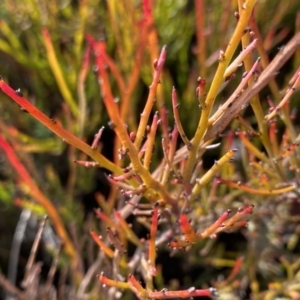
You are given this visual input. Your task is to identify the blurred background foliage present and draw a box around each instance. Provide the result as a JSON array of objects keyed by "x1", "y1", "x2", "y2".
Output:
[{"x1": 0, "y1": 0, "x2": 300, "y2": 299}]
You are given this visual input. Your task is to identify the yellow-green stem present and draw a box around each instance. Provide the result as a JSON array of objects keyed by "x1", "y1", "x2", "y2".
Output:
[{"x1": 183, "y1": 0, "x2": 257, "y2": 186}]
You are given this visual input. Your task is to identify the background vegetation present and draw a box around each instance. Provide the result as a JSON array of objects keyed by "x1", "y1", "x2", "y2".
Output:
[{"x1": 0, "y1": 0, "x2": 300, "y2": 299}]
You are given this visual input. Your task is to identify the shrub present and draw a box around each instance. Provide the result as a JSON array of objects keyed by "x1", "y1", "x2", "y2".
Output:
[{"x1": 0, "y1": 0, "x2": 300, "y2": 299}]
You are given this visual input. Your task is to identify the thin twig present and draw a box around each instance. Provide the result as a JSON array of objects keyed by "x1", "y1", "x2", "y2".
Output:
[
  {"x1": 172, "y1": 87, "x2": 192, "y2": 148},
  {"x1": 205, "y1": 31, "x2": 300, "y2": 142},
  {"x1": 0, "y1": 272, "x2": 28, "y2": 300},
  {"x1": 23, "y1": 216, "x2": 47, "y2": 285},
  {"x1": 77, "y1": 252, "x2": 104, "y2": 298},
  {"x1": 44, "y1": 244, "x2": 61, "y2": 294},
  {"x1": 143, "y1": 112, "x2": 160, "y2": 169}
]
